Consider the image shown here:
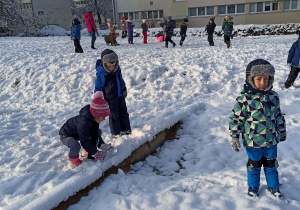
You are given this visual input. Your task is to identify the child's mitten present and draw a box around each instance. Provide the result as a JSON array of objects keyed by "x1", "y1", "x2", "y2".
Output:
[
  {"x1": 231, "y1": 137, "x2": 241, "y2": 152},
  {"x1": 93, "y1": 150, "x2": 108, "y2": 161}
]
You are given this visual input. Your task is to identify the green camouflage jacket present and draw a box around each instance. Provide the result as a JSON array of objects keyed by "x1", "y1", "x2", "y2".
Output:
[{"x1": 229, "y1": 87, "x2": 286, "y2": 147}]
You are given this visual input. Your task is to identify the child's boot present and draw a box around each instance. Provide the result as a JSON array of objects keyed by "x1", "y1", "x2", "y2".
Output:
[
  {"x1": 179, "y1": 41, "x2": 183, "y2": 46},
  {"x1": 68, "y1": 156, "x2": 83, "y2": 169},
  {"x1": 248, "y1": 187, "x2": 259, "y2": 197},
  {"x1": 268, "y1": 187, "x2": 282, "y2": 197}
]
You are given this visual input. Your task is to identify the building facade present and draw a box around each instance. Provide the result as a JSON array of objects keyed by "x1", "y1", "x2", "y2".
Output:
[
  {"x1": 113, "y1": 0, "x2": 300, "y2": 27},
  {"x1": 21, "y1": 0, "x2": 72, "y2": 30}
]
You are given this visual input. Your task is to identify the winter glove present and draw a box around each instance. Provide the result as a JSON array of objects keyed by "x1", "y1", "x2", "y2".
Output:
[
  {"x1": 287, "y1": 63, "x2": 291, "y2": 67},
  {"x1": 231, "y1": 137, "x2": 241, "y2": 152},
  {"x1": 71, "y1": 37, "x2": 75, "y2": 40},
  {"x1": 92, "y1": 150, "x2": 108, "y2": 161}
]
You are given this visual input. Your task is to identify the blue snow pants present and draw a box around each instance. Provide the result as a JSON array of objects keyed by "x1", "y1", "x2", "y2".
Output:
[
  {"x1": 106, "y1": 95, "x2": 131, "y2": 135},
  {"x1": 246, "y1": 145, "x2": 279, "y2": 188}
]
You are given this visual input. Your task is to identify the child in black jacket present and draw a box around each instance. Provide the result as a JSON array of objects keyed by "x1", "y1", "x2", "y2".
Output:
[
  {"x1": 59, "y1": 91, "x2": 112, "y2": 169},
  {"x1": 179, "y1": 18, "x2": 188, "y2": 46},
  {"x1": 205, "y1": 17, "x2": 216, "y2": 46}
]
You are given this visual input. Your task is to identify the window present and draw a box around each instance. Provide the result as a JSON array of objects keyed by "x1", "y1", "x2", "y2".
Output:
[
  {"x1": 189, "y1": 6, "x2": 215, "y2": 16},
  {"x1": 134, "y1": 12, "x2": 139, "y2": 20},
  {"x1": 119, "y1": 12, "x2": 137, "y2": 20},
  {"x1": 227, "y1": 5, "x2": 235, "y2": 14},
  {"x1": 218, "y1": 6, "x2": 226, "y2": 15},
  {"x1": 189, "y1": 8, "x2": 197, "y2": 16},
  {"x1": 207, "y1": 6, "x2": 214, "y2": 15},
  {"x1": 217, "y1": 4, "x2": 245, "y2": 15},
  {"x1": 21, "y1": 3, "x2": 32, "y2": 9},
  {"x1": 159, "y1": 10, "x2": 164, "y2": 18},
  {"x1": 148, "y1": 11, "x2": 152, "y2": 19},
  {"x1": 38, "y1": 11, "x2": 44, "y2": 15},
  {"x1": 250, "y1": 2, "x2": 279, "y2": 13},
  {"x1": 237, "y1": 4, "x2": 245, "y2": 13},
  {"x1": 153, "y1": 10, "x2": 158, "y2": 19}
]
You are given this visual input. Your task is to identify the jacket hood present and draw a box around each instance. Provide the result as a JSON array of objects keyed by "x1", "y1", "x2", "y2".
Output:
[
  {"x1": 79, "y1": 105, "x2": 95, "y2": 122},
  {"x1": 96, "y1": 59, "x2": 119, "y2": 74}
]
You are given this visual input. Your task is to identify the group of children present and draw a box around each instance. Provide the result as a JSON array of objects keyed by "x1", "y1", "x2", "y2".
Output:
[
  {"x1": 67, "y1": 9, "x2": 300, "y2": 199},
  {"x1": 60, "y1": 49, "x2": 131, "y2": 169}
]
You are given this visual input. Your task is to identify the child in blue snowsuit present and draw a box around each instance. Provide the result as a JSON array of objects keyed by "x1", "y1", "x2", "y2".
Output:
[
  {"x1": 71, "y1": 17, "x2": 83, "y2": 53},
  {"x1": 284, "y1": 30, "x2": 300, "y2": 88},
  {"x1": 229, "y1": 59, "x2": 286, "y2": 197},
  {"x1": 127, "y1": 17, "x2": 135, "y2": 44},
  {"x1": 94, "y1": 49, "x2": 131, "y2": 137}
]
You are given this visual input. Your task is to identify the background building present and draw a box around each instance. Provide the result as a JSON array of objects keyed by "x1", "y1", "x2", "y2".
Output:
[
  {"x1": 114, "y1": 0, "x2": 300, "y2": 28},
  {"x1": 21, "y1": 0, "x2": 72, "y2": 30}
]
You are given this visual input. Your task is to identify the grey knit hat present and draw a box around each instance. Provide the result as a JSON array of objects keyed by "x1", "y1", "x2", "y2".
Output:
[
  {"x1": 167, "y1": 16, "x2": 172, "y2": 21},
  {"x1": 101, "y1": 49, "x2": 119, "y2": 72},
  {"x1": 246, "y1": 59, "x2": 275, "y2": 91}
]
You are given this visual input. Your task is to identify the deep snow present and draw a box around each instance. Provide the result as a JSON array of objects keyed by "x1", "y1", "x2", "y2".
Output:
[{"x1": 0, "y1": 27, "x2": 300, "y2": 210}]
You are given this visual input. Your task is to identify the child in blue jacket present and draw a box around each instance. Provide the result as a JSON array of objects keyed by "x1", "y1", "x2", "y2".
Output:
[
  {"x1": 284, "y1": 30, "x2": 300, "y2": 88},
  {"x1": 229, "y1": 59, "x2": 286, "y2": 198},
  {"x1": 127, "y1": 17, "x2": 135, "y2": 44},
  {"x1": 71, "y1": 16, "x2": 83, "y2": 53},
  {"x1": 94, "y1": 49, "x2": 131, "y2": 137},
  {"x1": 59, "y1": 91, "x2": 112, "y2": 169}
]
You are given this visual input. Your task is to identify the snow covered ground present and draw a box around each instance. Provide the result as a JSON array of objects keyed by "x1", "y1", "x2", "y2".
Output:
[{"x1": 1, "y1": 29, "x2": 300, "y2": 210}]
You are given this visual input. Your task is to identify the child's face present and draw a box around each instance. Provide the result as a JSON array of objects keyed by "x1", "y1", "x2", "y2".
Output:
[
  {"x1": 106, "y1": 61, "x2": 116, "y2": 71},
  {"x1": 94, "y1": 116, "x2": 106, "y2": 123},
  {"x1": 253, "y1": 75, "x2": 269, "y2": 91}
]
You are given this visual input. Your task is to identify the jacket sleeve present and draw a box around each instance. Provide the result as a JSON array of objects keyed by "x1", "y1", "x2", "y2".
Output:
[
  {"x1": 90, "y1": 15, "x2": 97, "y2": 30},
  {"x1": 229, "y1": 95, "x2": 248, "y2": 138},
  {"x1": 77, "y1": 121, "x2": 98, "y2": 155},
  {"x1": 287, "y1": 43, "x2": 296, "y2": 64},
  {"x1": 275, "y1": 97, "x2": 286, "y2": 140},
  {"x1": 94, "y1": 70, "x2": 106, "y2": 93}
]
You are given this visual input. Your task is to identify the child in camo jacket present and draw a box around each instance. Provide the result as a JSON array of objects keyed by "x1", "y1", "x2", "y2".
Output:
[{"x1": 229, "y1": 59, "x2": 286, "y2": 197}]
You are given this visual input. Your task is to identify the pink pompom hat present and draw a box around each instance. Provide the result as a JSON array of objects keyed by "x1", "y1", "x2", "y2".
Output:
[{"x1": 90, "y1": 91, "x2": 110, "y2": 117}]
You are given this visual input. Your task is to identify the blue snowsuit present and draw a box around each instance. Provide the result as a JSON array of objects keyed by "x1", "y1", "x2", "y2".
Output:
[
  {"x1": 71, "y1": 18, "x2": 83, "y2": 53},
  {"x1": 94, "y1": 59, "x2": 131, "y2": 135},
  {"x1": 127, "y1": 21, "x2": 134, "y2": 43}
]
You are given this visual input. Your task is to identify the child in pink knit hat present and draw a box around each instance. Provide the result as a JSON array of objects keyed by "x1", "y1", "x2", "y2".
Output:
[{"x1": 59, "y1": 91, "x2": 113, "y2": 169}]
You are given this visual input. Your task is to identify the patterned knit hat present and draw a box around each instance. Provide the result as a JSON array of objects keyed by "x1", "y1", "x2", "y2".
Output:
[
  {"x1": 246, "y1": 59, "x2": 275, "y2": 91},
  {"x1": 90, "y1": 91, "x2": 110, "y2": 117}
]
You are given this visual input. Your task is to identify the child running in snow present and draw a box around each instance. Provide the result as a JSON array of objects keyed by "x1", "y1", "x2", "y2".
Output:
[
  {"x1": 71, "y1": 15, "x2": 83, "y2": 53},
  {"x1": 59, "y1": 91, "x2": 113, "y2": 169},
  {"x1": 94, "y1": 49, "x2": 131, "y2": 138},
  {"x1": 179, "y1": 18, "x2": 188, "y2": 46},
  {"x1": 284, "y1": 30, "x2": 300, "y2": 89},
  {"x1": 229, "y1": 59, "x2": 286, "y2": 197}
]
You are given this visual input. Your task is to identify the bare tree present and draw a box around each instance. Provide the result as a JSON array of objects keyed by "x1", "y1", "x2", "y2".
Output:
[
  {"x1": 0, "y1": 0, "x2": 44, "y2": 36},
  {"x1": 70, "y1": 0, "x2": 113, "y2": 26}
]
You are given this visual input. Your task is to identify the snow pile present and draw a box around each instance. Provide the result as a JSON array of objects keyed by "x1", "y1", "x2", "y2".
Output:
[
  {"x1": 39, "y1": 25, "x2": 69, "y2": 36},
  {"x1": 0, "y1": 32, "x2": 300, "y2": 210}
]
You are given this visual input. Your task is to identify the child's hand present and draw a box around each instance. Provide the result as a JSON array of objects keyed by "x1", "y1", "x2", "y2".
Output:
[
  {"x1": 71, "y1": 37, "x2": 75, "y2": 41},
  {"x1": 287, "y1": 63, "x2": 291, "y2": 67},
  {"x1": 231, "y1": 137, "x2": 241, "y2": 152},
  {"x1": 93, "y1": 150, "x2": 108, "y2": 161}
]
